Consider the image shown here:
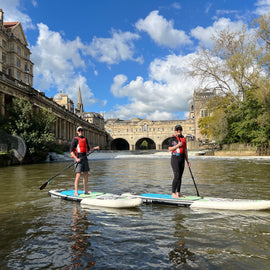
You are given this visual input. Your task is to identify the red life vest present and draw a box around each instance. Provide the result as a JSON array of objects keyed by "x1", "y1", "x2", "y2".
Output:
[
  {"x1": 74, "y1": 136, "x2": 88, "y2": 156},
  {"x1": 171, "y1": 135, "x2": 186, "y2": 155}
]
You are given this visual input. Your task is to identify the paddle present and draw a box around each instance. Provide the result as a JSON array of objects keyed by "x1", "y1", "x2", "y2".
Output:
[
  {"x1": 179, "y1": 141, "x2": 200, "y2": 197},
  {"x1": 39, "y1": 150, "x2": 97, "y2": 190},
  {"x1": 186, "y1": 162, "x2": 200, "y2": 197}
]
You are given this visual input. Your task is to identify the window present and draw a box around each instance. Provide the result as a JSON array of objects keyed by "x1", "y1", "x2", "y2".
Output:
[
  {"x1": 17, "y1": 58, "x2": 21, "y2": 68},
  {"x1": 2, "y1": 52, "x2": 6, "y2": 63},
  {"x1": 143, "y1": 124, "x2": 147, "y2": 132},
  {"x1": 17, "y1": 46, "x2": 21, "y2": 55},
  {"x1": 2, "y1": 39, "x2": 7, "y2": 48},
  {"x1": 17, "y1": 71, "x2": 21, "y2": 80}
]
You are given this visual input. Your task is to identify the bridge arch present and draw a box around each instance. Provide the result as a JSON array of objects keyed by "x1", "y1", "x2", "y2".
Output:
[
  {"x1": 161, "y1": 137, "x2": 171, "y2": 150},
  {"x1": 110, "y1": 138, "x2": 130, "y2": 150},
  {"x1": 135, "y1": 137, "x2": 156, "y2": 150}
]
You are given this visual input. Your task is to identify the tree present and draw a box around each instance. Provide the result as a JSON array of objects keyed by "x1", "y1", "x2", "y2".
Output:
[
  {"x1": 4, "y1": 98, "x2": 56, "y2": 162},
  {"x1": 190, "y1": 18, "x2": 270, "y2": 146},
  {"x1": 190, "y1": 26, "x2": 260, "y2": 104}
]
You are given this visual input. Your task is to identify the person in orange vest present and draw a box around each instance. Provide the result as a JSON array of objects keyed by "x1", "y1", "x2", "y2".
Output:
[
  {"x1": 70, "y1": 126, "x2": 99, "y2": 196},
  {"x1": 168, "y1": 125, "x2": 190, "y2": 198}
]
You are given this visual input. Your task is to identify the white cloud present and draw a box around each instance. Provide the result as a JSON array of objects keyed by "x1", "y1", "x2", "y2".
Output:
[
  {"x1": 31, "y1": 23, "x2": 102, "y2": 107},
  {"x1": 190, "y1": 17, "x2": 245, "y2": 48},
  {"x1": 135, "y1": 10, "x2": 192, "y2": 48},
  {"x1": 0, "y1": 0, "x2": 35, "y2": 30},
  {"x1": 254, "y1": 0, "x2": 270, "y2": 15},
  {"x1": 85, "y1": 29, "x2": 142, "y2": 65},
  {"x1": 108, "y1": 53, "x2": 199, "y2": 120}
]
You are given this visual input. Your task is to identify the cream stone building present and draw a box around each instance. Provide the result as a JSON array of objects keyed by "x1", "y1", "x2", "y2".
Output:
[
  {"x1": 105, "y1": 117, "x2": 196, "y2": 150},
  {"x1": 105, "y1": 89, "x2": 214, "y2": 150},
  {"x1": 53, "y1": 90, "x2": 74, "y2": 112},
  {"x1": 0, "y1": 9, "x2": 107, "y2": 149},
  {"x1": 0, "y1": 9, "x2": 33, "y2": 86}
]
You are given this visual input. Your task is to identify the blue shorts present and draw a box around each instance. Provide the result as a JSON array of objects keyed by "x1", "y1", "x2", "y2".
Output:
[{"x1": 74, "y1": 157, "x2": 89, "y2": 173}]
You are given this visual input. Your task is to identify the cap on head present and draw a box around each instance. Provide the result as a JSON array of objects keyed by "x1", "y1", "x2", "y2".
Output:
[
  {"x1": 175, "y1": 125, "x2": 183, "y2": 131},
  {"x1": 77, "y1": 126, "x2": 83, "y2": 131}
]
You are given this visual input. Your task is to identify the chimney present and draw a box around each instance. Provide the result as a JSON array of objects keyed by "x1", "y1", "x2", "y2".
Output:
[{"x1": 0, "y1": 9, "x2": 3, "y2": 27}]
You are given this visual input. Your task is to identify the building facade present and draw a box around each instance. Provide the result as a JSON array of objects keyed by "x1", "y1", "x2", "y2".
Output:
[
  {"x1": 0, "y1": 9, "x2": 107, "y2": 149},
  {"x1": 0, "y1": 9, "x2": 34, "y2": 86},
  {"x1": 105, "y1": 89, "x2": 214, "y2": 150}
]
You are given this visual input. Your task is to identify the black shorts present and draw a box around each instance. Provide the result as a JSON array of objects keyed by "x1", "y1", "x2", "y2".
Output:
[{"x1": 74, "y1": 157, "x2": 89, "y2": 173}]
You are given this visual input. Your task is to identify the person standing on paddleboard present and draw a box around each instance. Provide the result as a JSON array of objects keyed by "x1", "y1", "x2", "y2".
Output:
[
  {"x1": 168, "y1": 125, "x2": 190, "y2": 198},
  {"x1": 70, "y1": 126, "x2": 99, "y2": 196}
]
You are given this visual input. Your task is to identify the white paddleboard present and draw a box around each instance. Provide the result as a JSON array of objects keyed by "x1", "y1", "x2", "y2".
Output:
[
  {"x1": 138, "y1": 193, "x2": 270, "y2": 211},
  {"x1": 49, "y1": 189, "x2": 142, "y2": 208}
]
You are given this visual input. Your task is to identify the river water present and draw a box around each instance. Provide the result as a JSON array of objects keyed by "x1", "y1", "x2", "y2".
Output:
[{"x1": 0, "y1": 151, "x2": 269, "y2": 269}]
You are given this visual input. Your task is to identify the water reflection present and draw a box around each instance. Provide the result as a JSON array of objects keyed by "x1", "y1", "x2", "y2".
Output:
[
  {"x1": 69, "y1": 205, "x2": 95, "y2": 269},
  {"x1": 169, "y1": 210, "x2": 196, "y2": 267}
]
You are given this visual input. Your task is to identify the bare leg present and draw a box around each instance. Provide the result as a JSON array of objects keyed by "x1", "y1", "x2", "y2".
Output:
[
  {"x1": 83, "y1": 171, "x2": 89, "y2": 194},
  {"x1": 74, "y1": 172, "x2": 81, "y2": 196}
]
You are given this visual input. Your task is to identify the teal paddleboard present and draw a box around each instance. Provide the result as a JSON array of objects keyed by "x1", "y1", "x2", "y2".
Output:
[{"x1": 138, "y1": 193, "x2": 270, "y2": 210}]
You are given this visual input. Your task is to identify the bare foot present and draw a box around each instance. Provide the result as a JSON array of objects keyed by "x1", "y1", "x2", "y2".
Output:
[{"x1": 172, "y1": 193, "x2": 178, "y2": 198}]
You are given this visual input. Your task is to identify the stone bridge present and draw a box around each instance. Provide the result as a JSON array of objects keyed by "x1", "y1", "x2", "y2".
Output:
[{"x1": 105, "y1": 118, "x2": 197, "y2": 151}]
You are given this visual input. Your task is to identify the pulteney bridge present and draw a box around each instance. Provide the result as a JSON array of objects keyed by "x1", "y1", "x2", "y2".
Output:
[{"x1": 105, "y1": 118, "x2": 197, "y2": 151}]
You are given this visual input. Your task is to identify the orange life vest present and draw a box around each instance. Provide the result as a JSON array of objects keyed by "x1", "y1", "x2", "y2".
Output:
[
  {"x1": 171, "y1": 135, "x2": 186, "y2": 155},
  {"x1": 74, "y1": 136, "x2": 88, "y2": 156}
]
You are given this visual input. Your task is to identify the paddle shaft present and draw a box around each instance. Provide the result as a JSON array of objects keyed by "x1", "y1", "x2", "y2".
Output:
[
  {"x1": 187, "y1": 164, "x2": 200, "y2": 197},
  {"x1": 179, "y1": 142, "x2": 200, "y2": 197},
  {"x1": 39, "y1": 150, "x2": 96, "y2": 190}
]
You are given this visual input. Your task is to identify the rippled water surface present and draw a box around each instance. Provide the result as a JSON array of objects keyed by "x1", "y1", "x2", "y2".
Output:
[{"x1": 0, "y1": 152, "x2": 269, "y2": 269}]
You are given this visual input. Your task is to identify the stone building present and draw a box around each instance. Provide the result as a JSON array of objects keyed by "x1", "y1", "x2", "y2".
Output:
[
  {"x1": 105, "y1": 117, "x2": 196, "y2": 150},
  {"x1": 0, "y1": 9, "x2": 107, "y2": 149},
  {"x1": 53, "y1": 90, "x2": 74, "y2": 112},
  {"x1": 53, "y1": 86, "x2": 105, "y2": 130},
  {"x1": 0, "y1": 9, "x2": 34, "y2": 86},
  {"x1": 190, "y1": 89, "x2": 216, "y2": 141},
  {"x1": 105, "y1": 89, "x2": 215, "y2": 150}
]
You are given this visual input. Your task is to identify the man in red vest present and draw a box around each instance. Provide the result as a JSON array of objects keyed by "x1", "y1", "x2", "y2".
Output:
[
  {"x1": 70, "y1": 126, "x2": 99, "y2": 196},
  {"x1": 168, "y1": 125, "x2": 190, "y2": 198}
]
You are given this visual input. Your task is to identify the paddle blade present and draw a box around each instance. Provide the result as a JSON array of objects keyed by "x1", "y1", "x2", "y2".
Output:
[{"x1": 39, "y1": 182, "x2": 48, "y2": 190}]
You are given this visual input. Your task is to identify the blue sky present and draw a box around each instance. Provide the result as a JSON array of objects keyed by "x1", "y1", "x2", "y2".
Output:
[{"x1": 1, "y1": 0, "x2": 270, "y2": 120}]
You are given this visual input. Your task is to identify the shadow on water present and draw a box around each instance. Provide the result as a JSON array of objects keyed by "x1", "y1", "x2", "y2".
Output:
[{"x1": 69, "y1": 204, "x2": 96, "y2": 269}]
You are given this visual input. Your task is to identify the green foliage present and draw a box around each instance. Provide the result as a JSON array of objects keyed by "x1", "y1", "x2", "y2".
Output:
[
  {"x1": 140, "y1": 140, "x2": 148, "y2": 149},
  {"x1": 192, "y1": 14, "x2": 270, "y2": 147},
  {"x1": 5, "y1": 98, "x2": 56, "y2": 162}
]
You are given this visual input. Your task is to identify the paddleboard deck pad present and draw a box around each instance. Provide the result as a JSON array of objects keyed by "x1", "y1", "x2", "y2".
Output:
[
  {"x1": 48, "y1": 189, "x2": 142, "y2": 208},
  {"x1": 138, "y1": 193, "x2": 270, "y2": 211}
]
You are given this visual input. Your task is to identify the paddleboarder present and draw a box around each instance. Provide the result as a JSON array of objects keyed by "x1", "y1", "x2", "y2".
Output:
[
  {"x1": 70, "y1": 126, "x2": 99, "y2": 196},
  {"x1": 168, "y1": 125, "x2": 190, "y2": 198}
]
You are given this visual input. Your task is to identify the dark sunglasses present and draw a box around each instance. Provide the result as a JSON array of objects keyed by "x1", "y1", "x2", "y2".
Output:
[{"x1": 78, "y1": 129, "x2": 83, "y2": 132}]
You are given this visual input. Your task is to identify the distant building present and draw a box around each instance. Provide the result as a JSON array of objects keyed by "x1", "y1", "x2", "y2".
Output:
[
  {"x1": 0, "y1": 9, "x2": 34, "y2": 86},
  {"x1": 190, "y1": 89, "x2": 216, "y2": 140},
  {"x1": 53, "y1": 90, "x2": 74, "y2": 112},
  {"x1": 53, "y1": 86, "x2": 105, "y2": 130}
]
